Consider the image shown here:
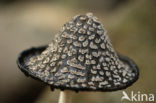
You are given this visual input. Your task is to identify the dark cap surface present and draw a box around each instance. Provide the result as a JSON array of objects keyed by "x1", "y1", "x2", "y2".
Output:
[{"x1": 17, "y1": 13, "x2": 139, "y2": 92}]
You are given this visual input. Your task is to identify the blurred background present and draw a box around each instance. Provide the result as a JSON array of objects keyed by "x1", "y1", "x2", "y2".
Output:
[{"x1": 0, "y1": 0, "x2": 156, "y2": 103}]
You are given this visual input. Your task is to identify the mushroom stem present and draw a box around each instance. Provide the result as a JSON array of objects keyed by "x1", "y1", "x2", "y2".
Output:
[{"x1": 58, "y1": 90, "x2": 73, "y2": 103}]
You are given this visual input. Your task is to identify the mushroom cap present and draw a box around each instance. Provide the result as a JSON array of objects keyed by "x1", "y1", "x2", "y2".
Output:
[{"x1": 17, "y1": 13, "x2": 139, "y2": 92}]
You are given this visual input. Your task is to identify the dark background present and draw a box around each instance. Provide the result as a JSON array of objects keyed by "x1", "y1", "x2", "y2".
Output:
[{"x1": 0, "y1": 0, "x2": 156, "y2": 103}]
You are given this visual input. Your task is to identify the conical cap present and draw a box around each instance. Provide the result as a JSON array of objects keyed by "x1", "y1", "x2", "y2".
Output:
[{"x1": 24, "y1": 13, "x2": 138, "y2": 91}]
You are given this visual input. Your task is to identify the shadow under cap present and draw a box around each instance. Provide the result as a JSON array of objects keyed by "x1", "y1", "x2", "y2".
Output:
[{"x1": 17, "y1": 13, "x2": 139, "y2": 92}]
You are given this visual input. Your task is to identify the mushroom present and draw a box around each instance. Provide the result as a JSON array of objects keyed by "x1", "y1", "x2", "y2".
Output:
[{"x1": 17, "y1": 13, "x2": 139, "y2": 103}]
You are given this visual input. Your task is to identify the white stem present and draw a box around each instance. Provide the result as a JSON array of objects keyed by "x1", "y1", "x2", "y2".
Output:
[{"x1": 58, "y1": 90, "x2": 73, "y2": 103}]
